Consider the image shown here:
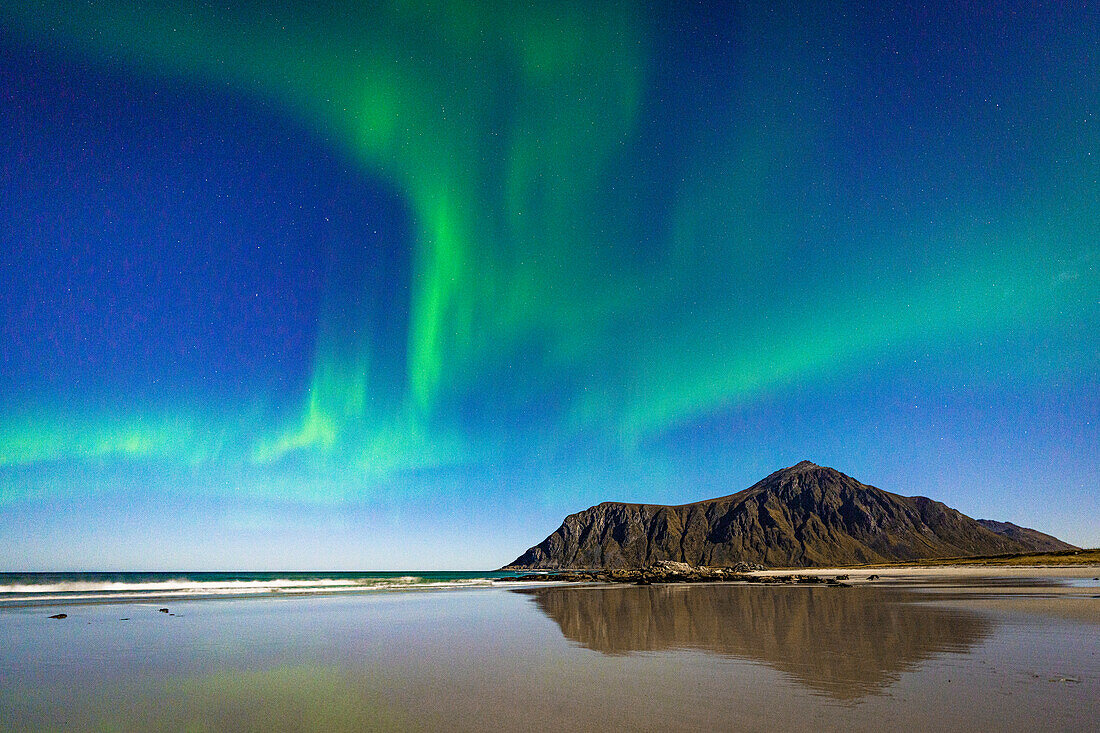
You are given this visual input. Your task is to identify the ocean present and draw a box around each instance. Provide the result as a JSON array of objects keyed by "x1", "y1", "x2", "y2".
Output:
[{"x1": 0, "y1": 570, "x2": 531, "y2": 606}]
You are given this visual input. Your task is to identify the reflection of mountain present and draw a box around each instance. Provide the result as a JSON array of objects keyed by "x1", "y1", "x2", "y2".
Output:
[{"x1": 520, "y1": 584, "x2": 992, "y2": 700}]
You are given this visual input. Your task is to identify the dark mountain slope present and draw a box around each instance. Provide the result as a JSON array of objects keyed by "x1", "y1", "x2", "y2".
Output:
[
  {"x1": 976, "y1": 519, "x2": 1077, "y2": 552},
  {"x1": 506, "y1": 461, "x2": 1077, "y2": 569}
]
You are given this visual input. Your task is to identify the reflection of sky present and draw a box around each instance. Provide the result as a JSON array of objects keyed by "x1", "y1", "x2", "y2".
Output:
[
  {"x1": 1, "y1": 586, "x2": 1094, "y2": 728},
  {"x1": 1, "y1": 2, "x2": 1097, "y2": 568}
]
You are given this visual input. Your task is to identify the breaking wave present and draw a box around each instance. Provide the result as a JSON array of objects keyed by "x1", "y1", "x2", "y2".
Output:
[{"x1": 0, "y1": 571, "x2": 522, "y2": 606}]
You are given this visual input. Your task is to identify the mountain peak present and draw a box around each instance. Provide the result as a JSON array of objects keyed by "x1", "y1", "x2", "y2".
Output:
[{"x1": 505, "y1": 462, "x2": 1078, "y2": 569}]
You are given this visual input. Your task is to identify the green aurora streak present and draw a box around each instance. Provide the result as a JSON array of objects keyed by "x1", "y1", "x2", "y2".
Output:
[{"x1": 1, "y1": 1, "x2": 1096, "y2": 487}]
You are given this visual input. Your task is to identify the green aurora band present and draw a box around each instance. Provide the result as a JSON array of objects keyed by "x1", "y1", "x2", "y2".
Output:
[{"x1": 1, "y1": 1, "x2": 1097, "y2": 494}]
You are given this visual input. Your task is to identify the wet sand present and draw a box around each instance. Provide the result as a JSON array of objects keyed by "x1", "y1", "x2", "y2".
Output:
[
  {"x1": 754, "y1": 565, "x2": 1100, "y2": 626},
  {"x1": 1, "y1": 570, "x2": 1097, "y2": 731}
]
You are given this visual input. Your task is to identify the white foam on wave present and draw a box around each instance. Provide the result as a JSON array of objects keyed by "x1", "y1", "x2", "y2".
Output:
[
  {"x1": 0, "y1": 575, "x2": 501, "y2": 604},
  {"x1": 1, "y1": 578, "x2": 369, "y2": 594}
]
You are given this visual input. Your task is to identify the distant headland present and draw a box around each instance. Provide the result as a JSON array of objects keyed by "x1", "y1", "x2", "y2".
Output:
[{"x1": 504, "y1": 461, "x2": 1076, "y2": 570}]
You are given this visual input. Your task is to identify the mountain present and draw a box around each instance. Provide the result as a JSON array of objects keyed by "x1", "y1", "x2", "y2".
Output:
[
  {"x1": 976, "y1": 519, "x2": 1077, "y2": 552},
  {"x1": 505, "y1": 461, "x2": 1078, "y2": 569}
]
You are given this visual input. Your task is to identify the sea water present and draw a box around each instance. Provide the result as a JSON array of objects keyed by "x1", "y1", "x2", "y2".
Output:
[{"x1": 0, "y1": 570, "x2": 531, "y2": 606}]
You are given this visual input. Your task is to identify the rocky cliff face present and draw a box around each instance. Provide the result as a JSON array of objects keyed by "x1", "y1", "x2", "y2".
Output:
[{"x1": 506, "y1": 461, "x2": 1078, "y2": 569}]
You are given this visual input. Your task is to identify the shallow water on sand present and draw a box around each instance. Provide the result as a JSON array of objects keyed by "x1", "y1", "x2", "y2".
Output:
[{"x1": 1, "y1": 578, "x2": 1096, "y2": 731}]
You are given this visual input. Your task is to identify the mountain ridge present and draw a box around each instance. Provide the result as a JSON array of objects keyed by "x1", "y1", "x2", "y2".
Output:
[
  {"x1": 975, "y1": 519, "x2": 1076, "y2": 552},
  {"x1": 505, "y1": 461, "x2": 1077, "y2": 569}
]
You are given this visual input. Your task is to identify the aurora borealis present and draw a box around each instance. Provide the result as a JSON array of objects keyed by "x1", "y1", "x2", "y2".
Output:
[{"x1": 2, "y1": 1, "x2": 1097, "y2": 569}]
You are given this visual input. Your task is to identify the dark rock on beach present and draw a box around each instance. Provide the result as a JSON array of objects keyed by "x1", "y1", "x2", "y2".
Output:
[
  {"x1": 504, "y1": 560, "x2": 784, "y2": 586},
  {"x1": 48, "y1": 613, "x2": 67, "y2": 619}
]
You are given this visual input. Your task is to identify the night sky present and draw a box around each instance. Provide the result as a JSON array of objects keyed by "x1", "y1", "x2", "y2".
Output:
[{"x1": 2, "y1": 1, "x2": 1097, "y2": 570}]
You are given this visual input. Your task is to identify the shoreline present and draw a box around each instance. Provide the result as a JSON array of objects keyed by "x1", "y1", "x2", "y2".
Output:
[
  {"x1": 5, "y1": 567, "x2": 1096, "y2": 731},
  {"x1": 503, "y1": 547, "x2": 1100, "y2": 573},
  {"x1": 751, "y1": 564, "x2": 1100, "y2": 579},
  {"x1": 0, "y1": 577, "x2": 572, "y2": 611},
  {"x1": 4, "y1": 563, "x2": 1097, "y2": 613}
]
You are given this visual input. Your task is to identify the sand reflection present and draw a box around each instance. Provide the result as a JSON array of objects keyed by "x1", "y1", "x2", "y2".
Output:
[{"x1": 520, "y1": 584, "x2": 992, "y2": 699}]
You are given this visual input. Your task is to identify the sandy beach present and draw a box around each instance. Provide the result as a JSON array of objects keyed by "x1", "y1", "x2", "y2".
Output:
[
  {"x1": 2, "y1": 568, "x2": 1097, "y2": 731},
  {"x1": 754, "y1": 564, "x2": 1100, "y2": 579},
  {"x1": 753, "y1": 565, "x2": 1100, "y2": 626}
]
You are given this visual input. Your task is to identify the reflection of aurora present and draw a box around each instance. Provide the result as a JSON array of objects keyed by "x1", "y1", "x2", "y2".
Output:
[
  {"x1": 1, "y1": 2, "x2": 1097, "y2": 493},
  {"x1": 522, "y1": 584, "x2": 992, "y2": 700}
]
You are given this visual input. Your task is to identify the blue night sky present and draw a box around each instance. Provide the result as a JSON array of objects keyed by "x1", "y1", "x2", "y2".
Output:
[{"x1": 1, "y1": 1, "x2": 1097, "y2": 570}]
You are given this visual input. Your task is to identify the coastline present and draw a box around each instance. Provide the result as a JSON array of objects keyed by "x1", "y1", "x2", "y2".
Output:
[
  {"x1": 7, "y1": 559, "x2": 1097, "y2": 612},
  {"x1": 0, "y1": 570, "x2": 544, "y2": 610},
  {"x1": 504, "y1": 547, "x2": 1100, "y2": 573},
  {"x1": 3, "y1": 568, "x2": 1097, "y2": 731},
  {"x1": 751, "y1": 564, "x2": 1100, "y2": 579}
]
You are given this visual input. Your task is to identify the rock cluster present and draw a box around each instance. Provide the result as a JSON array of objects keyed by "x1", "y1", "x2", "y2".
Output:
[{"x1": 504, "y1": 560, "x2": 771, "y2": 585}]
